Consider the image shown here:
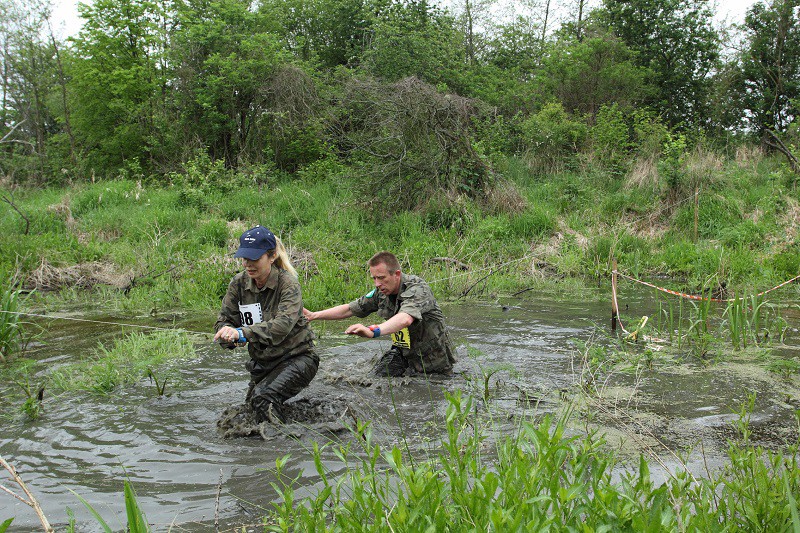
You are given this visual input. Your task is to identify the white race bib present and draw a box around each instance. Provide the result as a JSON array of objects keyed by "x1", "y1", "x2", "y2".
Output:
[{"x1": 238, "y1": 302, "x2": 263, "y2": 326}]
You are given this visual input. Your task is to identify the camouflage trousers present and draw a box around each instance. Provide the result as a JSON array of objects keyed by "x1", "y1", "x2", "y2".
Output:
[{"x1": 246, "y1": 352, "x2": 318, "y2": 423}]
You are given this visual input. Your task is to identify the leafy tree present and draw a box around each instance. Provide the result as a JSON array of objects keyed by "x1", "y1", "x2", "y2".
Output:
[
  {"x1": 538, "y1": 26, "x2": 649, "y2": 119},
  {"x1": 170, "y1": 0, "x2": 299, "y2": 169},
  {"x1": 483, "y1": 15, "x2": 542, "y2": 75},
  {"x1": 737, "y1": 0, "x2": 800, "y2": 137},
  {"x1": 0, "y1": 0, "x2": 60, "y2": 179},
  {"x1": 259, "y1": 0, "x2": 375, "y2": 68},
  {"x1": 68, "y1": 0, "x2": 170, "y2": 175},
  {"x1": 362, "y1": 0, "x2": 464, "y2": 89},
  {"x1": 603, "y1": 0, "x2": 720, "y2": 129}
]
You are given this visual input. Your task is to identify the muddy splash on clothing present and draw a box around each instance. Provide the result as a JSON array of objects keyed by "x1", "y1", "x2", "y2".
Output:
[{"x1": 217, "y1": 395, "x2": 366, "y2": 440}]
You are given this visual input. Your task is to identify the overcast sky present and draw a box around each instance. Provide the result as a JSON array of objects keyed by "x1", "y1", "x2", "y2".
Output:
[{"x1": 49, "y1": 0, "x2": 762, "y2": 40}]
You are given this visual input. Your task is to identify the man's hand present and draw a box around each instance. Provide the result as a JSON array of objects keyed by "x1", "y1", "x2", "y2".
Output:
[
  {"x1": 345, "y1": 323, "x2": 375, "y2": 338},
  {"x1": 303, "y1": 308, "x2": 316, "y2": 321}
]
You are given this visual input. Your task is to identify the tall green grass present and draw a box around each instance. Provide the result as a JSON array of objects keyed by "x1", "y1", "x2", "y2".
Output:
[
  {"x1": 261, "y1": 392, "x2": 800, "y2": 532},
  {"x1": 0, "y1": 282, "x2": 26, "y2": 362},
  {"x1": 2, "y1": 151, "x2": 799, "y2": 317},
  {"x1": 49, "y1": 330, "x2": 196, "y2": 395}
]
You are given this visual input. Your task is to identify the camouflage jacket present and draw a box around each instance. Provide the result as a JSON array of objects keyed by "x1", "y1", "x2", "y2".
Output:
[
  {"x1": 215, "y1": 267, "x2": 317, "y2": 368},
  {"x1": 348, "y1": 273, "x2": 455, "y2": 373}
]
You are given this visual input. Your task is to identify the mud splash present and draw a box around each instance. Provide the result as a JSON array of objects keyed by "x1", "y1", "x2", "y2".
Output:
[{"x1": 217, "y1": 394, "x2": 366, "y2": 441}]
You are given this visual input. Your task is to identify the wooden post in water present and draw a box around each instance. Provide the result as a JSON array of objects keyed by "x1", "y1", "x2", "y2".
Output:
[
  {"x1": 611, "y1": 259, "x2": 618, "y2": 332},
  {"x1": 693, "y1": 187, "x2": 700, "y2": 242}
]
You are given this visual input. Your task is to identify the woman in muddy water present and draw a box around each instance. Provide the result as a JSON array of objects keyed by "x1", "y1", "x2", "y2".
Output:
[{"x1": 214, "y1": 225, "x2": 318, "y2": 424}]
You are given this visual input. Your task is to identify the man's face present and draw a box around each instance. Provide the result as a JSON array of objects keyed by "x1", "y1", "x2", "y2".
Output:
[{"x1": 369, "y1": 262, "x2": 401, "y2": 296}]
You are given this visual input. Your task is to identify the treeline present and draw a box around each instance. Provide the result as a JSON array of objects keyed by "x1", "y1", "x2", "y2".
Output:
[{"x1": 1, "y1": 0, "x2": 799, "y2": 204}]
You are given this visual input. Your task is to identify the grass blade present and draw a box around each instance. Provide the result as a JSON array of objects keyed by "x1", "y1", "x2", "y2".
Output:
[{"x1": 66, "y1": 488, "x2": 113, "y2": 533}]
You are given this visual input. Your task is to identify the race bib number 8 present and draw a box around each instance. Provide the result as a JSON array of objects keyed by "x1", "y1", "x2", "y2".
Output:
[
  {"x1": 391, "y1": 327, "x2": 411, "y2": 349},
  {"x1": 238, "y1": 302, "x2": 263, "y2": 326}
]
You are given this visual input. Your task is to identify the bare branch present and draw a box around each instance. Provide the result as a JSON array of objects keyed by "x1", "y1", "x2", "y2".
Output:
[
  {"x1": 2, "y1": 193, "x2": 30, "y2": 235},
  {"x1": 764, "y1": 129, "x2": 800, "y2": 173},
  {"x1": 0, "y1": 119, "x2": 26, "y2": 143},
  {"x1": 0, "y1": 455, "x2": 54, "y2": 533}
]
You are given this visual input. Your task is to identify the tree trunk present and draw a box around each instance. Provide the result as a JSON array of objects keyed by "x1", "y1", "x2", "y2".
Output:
[
  {"x1": 48, "y1": 23, "x2": 77, "y2": 165},
  {"x1": 465, "y1": 0, "x2": 475, "y2": 66}
]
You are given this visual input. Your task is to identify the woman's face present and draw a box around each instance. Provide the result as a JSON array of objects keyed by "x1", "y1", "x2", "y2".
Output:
[{"x1": 242, "y1": 252, "x2": 274, "y2": 286}]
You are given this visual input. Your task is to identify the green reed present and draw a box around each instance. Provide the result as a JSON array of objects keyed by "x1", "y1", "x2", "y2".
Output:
[
  {"x1": 261, "y1": 392, "x2": 800, "y2": 532},
  {"x1": 0, "y1": 283, "x2": 26, "y2": 363},
  {"x1": 67, "y1": 479, "x2": 149, "y2": 533},
  {"x1": 49, "y1": 330, "x2": 195, "y2": 395},
  {"x1": 722, "y1": 295, "x2": 789, "y2": 351},
  {"x1": 649, "y1": 289, "x2": 792, "y2": 363}
]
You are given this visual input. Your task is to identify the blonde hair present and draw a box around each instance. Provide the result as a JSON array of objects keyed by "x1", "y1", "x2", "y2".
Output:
[{"x1": 270, "y1": 237, "x2": 298, "y2": 278}]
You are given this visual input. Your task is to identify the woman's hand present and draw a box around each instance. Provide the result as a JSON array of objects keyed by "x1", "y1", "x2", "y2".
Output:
[{"x1": 214, "y1": 325, "x2": 240, "y2": 343}]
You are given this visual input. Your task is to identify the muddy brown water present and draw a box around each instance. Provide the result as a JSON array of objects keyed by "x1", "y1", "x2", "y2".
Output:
[{"x1": 2, "y1": 287, "x2": 799, "y2": 531}]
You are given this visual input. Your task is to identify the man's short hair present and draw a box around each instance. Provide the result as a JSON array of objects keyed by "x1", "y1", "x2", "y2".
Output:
[{"x1": 368, "y1": 251, "x2": 401, "y2": 272}]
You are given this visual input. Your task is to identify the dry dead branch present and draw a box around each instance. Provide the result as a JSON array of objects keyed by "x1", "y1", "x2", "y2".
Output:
[{"x1": 0, "y1": 454, "x2": 54, "y2": 532}]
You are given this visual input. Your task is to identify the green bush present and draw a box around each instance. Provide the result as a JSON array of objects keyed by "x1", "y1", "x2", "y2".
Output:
[
  {"x1": 719, "y1": 220, "x2": 767, "y2": 249},
  {"x1": 422, "y1": 194, "x2": 475, "y2": 234},
  {"x1": 658, "y1": 240, "x2": 700, "y2": 275},
  {"x1": 771, "y1": 245, "x2": 800, "y2": 279},
  {"x1": 592, "y1": 103, "x2": 632, "y2": 174},
  {"x1": 673, "y1": 195, "x2": 741, "y2": 239},
  {"x1": 520, "y1": 102, "x2": 588, "y2": 174}
]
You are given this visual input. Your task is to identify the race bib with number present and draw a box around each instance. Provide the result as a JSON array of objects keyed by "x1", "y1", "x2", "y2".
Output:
[
  {"x1": 238, "y1": 302, "x2": 263, "y2": 326},
  {"x1": 391, "y1": 327, "x2": 411, "y2": 349}
]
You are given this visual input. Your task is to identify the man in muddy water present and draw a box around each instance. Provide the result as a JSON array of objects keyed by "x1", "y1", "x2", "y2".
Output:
[{"x1": 304, "y1": 251, "x2": 456, "y2": 377}]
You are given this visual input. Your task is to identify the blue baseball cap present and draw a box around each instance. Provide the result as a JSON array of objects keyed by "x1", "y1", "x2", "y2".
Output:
[{"x1": 234, "y1": 226, "x2": 277, "y2": 260}]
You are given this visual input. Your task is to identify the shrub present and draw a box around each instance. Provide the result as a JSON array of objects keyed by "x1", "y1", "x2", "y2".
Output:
[
  {"x1": 340, "y1": 77, "x2": 495, "y2": 216},
  {"x1": 591, "y1": 103, "x2": 632, "y2": 174},
  {"x1": 520, "y1": 102, "x2": 588, "y2": 175}
]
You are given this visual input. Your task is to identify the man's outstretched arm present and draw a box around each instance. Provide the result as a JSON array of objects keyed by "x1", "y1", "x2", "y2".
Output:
[{"x1": 303, "y1": 304, "x2": 354, "y2": 321}]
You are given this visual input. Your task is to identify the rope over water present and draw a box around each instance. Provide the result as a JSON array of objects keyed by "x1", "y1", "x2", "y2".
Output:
[
  {"x1": 0, "y1": 310, "x2": 212, "y2": 336},
  {"x1": 613, "y1": 270, "x2": 800, "y2": 303}
]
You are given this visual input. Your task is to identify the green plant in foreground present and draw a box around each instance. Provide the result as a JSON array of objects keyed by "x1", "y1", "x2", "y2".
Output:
[
  {"x1": 50, "y1": 392, "x2": 800, "y2": 532},
  {"x1": 260, "y1": 392, "x2": 800, "y2": 532},
  {"x1": 67, "y1": 479, "x2": 149, "y2": 533}
]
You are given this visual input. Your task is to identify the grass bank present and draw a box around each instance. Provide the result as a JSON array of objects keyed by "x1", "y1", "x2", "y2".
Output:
[{"x1": 1, "y1": 151, "x2": 799, "y2": 318}]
